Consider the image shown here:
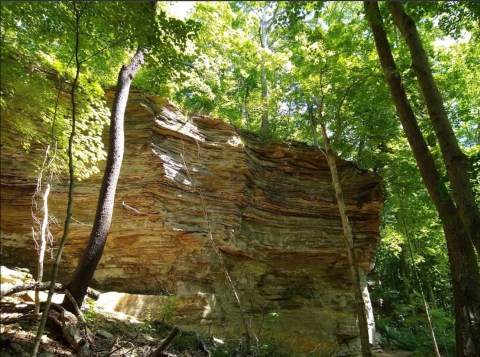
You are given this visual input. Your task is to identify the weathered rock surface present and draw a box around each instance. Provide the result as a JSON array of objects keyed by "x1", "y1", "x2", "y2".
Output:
[{"x1": 1, "y1": 91, "x2": 385, "y2": 355}]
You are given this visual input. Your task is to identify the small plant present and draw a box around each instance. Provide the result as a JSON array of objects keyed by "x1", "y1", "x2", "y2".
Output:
[
  {"x1": 156, "y1": 296, "x2": 177, "y2": 323},
  {"x1": 210, "y1": 336, "x2": 292, "y2": 357},
  {"x1": 266, "y1": 311, "x2": 280, "y2": 324},
  {"x1": 376, "y1": 312, "x2": 455, "y2": 357},
  {"x1": 82, "y1": 297, "x2": 100, "y2": 325}
]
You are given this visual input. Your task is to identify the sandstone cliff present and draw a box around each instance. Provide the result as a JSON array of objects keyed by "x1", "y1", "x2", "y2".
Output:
[{"x1": 1, "y1": 91, "x2": 385, "y2": 355}]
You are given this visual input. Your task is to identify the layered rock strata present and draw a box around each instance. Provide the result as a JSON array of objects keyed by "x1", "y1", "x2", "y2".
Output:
[{"x1": 1, "y1": 91, "x2": 385, "y2": 355}]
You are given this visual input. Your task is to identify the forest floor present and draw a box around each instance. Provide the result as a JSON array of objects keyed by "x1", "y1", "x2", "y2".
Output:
[
  {"x1": 1, "y1": 266, "x2": 416, "y2": 357},
  {"x1": 0, "y1": 297, "x2": 213, "y2": 356},
  {"x1": 379, "y1": 351, "x2": 413, "y2": 357},
  {"x1": 0, "y1": 298, "x2": 417, "y2": 357}
]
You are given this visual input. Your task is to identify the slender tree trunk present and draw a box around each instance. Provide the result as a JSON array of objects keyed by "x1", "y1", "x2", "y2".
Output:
[
  {"x1": 412, "y1": 269, "x2": 441, "y2": 357},
  {"x1": 31, "y1": 4, "x2": 82, "y2": 356},
  {"x1": 34, "y1": 183, "x2": 51, "y2": 316},
  {"x1": 243, "y1": 84, "x2": 250, "y2": 127},
  {"x1": 319, "y1": 123, "x2": 372, "y2": 357},
  {"x1": 180, "y1": 150, "x2": 251, "y2": 349},
  {"x1": 416, "y1": 284, "x2": 442, "y2": 357},
  {"x1": 257, "y1": 2, "x2": 283, "y2": 136},
  {"x1": 308, "y1": 104, "x2": 319, "y2": 147},
  {"x1": 364, "y1": 3, "x2": 480, "y2": 355},
  {"x1": 389, "y1": 2, "x2": 480, "y2": 255},
  {"x1": 32, "y1": 54, "x2": 72, "y2": 317},
  {"x1": 400, "y1": 206, "x2": 441, "y2": 357},
  {"x1": 398, "y1": 245, "x2": 416, "y2": 319},
  {"x1": 64, "y1": 47, "x2": 145, "y2": 310},
  {"x1": 260, "y1": 9, "x2": 269, "y2": 136}
]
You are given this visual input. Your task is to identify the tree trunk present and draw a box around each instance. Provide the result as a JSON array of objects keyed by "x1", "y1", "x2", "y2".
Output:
[
  {"x1": 152, "y1": 327, "x2": 180, "y2": 356},
  {"x1": 257, "y1": 2, "x2": 283, "y2": 137},
  {"x1": 260, "y1": 9, "x2": 269, "y2": 136},
  {"x1": 364, "y1": 2, "x2": 480, "y2": 355},
  {"x1": 64, "y1": 48, "x2": 145, "y2": 310},
  {"x1": 308, "y1": 103, "x2": 319, "y2": 147},
  {"x1": 319, "y1": 123, "x2": 372, "y2": 357},
  {"x1": 31, "y1": 4, "x2": 82, "y2": 355},
  {"x1": 398, "y1": 245, "x2": 416, "y2": 319},
  {"x1": 35, "y1": 183, "x2": 51, "y2": 316},
  {"x1": 401, "y1": 209, "x2": 441, "y2": 357},
  {"x1": 181, "y1": 151, "x2": 252, "y2": 349},
  {"x1": 243, "y1": 84, "x2": 250, "y2": 127},
  {"x1": 389, "y1": 2, "x2": 480, "y2": 255}
]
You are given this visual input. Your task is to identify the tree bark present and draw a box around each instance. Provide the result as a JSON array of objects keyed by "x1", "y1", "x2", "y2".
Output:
[
  {"x1": 308, "y1": 104, "x2": 319, "y2": 147},
  {"x1": 64, "y1": 47, "x2": 145, "y2": 310},
  {"x1": 35, "y1": 183, "x2": 51, "y2": 316},
  {"x1": 319, "y1": 123, "x2": 372, "y2": 357},
  {"x1": 400, "y1": 209, "x2": 441, "y2": 357},
  {"x1": 260, "y1": 7, "x2": 269, "y2": 136},
  {"x1": 181, "y1": 151, "x2": 252, "y2": 348},
  {"x1": 389, "y1": 1, "x2": 480, "y2": 255},
  {"x1": 152, "y1": 327, "x2": 180, "y2": 356},
  {"x1": 1, "y1": 282, "x2": 99, "y2": 300},
  {"x1": 257, "y1": 2, "x2": 282, "y2": 137},
  {"x1": 364, "y1": 2, "x2": 480, "y2": 356},
  {"x1": 31, "y1": 5, "x2": 82, "y2": 356}
]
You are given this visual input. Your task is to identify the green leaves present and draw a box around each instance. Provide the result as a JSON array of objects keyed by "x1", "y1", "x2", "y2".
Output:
[
  {"x1": 2, "y1": 2, "x2": 477, "y2": 350},
  {"x1": 1, "y1": 1, "x2": 195, "y2": 179}
]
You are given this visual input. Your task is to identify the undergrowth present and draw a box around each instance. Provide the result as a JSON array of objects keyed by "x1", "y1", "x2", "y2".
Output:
[
  {"x1": 82, "y1": 298, "x2": 293, "y2": 356},
  {"x1": 376, "y1": 309, "x2": 455, "y2": 357}
]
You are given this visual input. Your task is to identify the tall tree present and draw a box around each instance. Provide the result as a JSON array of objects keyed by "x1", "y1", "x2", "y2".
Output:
[
  {"x1": 173, "y1": 2, "x2": 255, "y2": 123},
  {"x1": 64, "y1": 2, "x2": 195, "y2": 309},
  {"x1": 31, "y1": 3, "x2": 83, "y2": 354},
  {"x1": 389, "y1": 2, "x2": 480, "y2": 255},
  {"x1": 257, "y1": 1, "x2": 284, "y2": 136},
  {"x1": 64, "y1": 47, "x2": 145, "y2": 309},
  {"x1": 364, "y1": 2, "x2": 480, "y2": 355},
  {"x1": 181, "y1": 1, "x2": 291, "y2": 134},
  {"x1": 319, "y1": 123, "x2": 372, "y2": 357}
]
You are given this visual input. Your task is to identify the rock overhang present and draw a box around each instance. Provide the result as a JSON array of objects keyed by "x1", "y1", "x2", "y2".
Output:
[{"x1": 1, "y1": 90, "x2": 385, "y2": 355}]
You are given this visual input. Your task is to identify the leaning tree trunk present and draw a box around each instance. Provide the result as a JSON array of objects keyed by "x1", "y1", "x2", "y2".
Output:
[
  {"x1": 364, "y1": 2, "x2": 480, "y2": 356},
  {"x1": 64, "y1": 48, "x2": 145, "y2": 310},
  {"x1": 400, "y1": 209, "x2": 441, "y2": 357},
  {"x1": 319, "y1": 123, "x2": 372, "y2": 357},
  {"x1": 389, "y1": 2, "x2": 480, "y2": 255}
]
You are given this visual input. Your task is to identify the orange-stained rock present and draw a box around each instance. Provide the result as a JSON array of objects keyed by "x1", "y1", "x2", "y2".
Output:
[{"x1": 0, "y1": 90, "x2": 385, "y2": 356}]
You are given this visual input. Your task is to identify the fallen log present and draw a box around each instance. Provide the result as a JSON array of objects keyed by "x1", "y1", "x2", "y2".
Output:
[
  {"x1": 152, "y1": 327, "x2": 180, "y2": 356},
  {"x1": 0, "y1": 314, "x2": 33, "y2": 324},
  {"x1": 48, "y1": 305, "x2": 93, "y2": 357},
  {"x1": 1, "y1": 282, "x2": 100, "y2": 300}
]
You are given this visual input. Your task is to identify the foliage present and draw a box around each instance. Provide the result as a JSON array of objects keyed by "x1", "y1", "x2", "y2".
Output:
[
  {"x1": 0, "y1": 9, "x2": 109, "y2": 179},
  {"x1": 82, "y1": 297, "x2": 292, "y2": 357},
  {"x1": 376, "y1": 308, "x2": 455, "y2": 356},
  {"x1": 1, "y1": 2, "x2": 108, "y2": 179},
  {"x1": 1, "y1": 2, "x2": 195, "y2": 179},
  {"x1": 2, "y1": 1, "x2": 479, "y2": 354},
  {"x1": 210, "y1": 337, "x2": 292, "y2": 357}
]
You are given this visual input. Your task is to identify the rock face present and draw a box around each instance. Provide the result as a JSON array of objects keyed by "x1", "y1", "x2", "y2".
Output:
[{"x1": 1, "y1": 91, "x2": 385, "y2": 355}]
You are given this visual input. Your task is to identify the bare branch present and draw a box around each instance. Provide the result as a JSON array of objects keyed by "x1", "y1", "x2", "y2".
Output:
[
  {"x1": 121, "y1": 201, "x2": 147, "y2": 215},
  {"x1": 1, "y1": 281, "x2": 100, "y2": 301},
  {"x1": 152, "y1": 327, "x2": 180, "y2": 356}
]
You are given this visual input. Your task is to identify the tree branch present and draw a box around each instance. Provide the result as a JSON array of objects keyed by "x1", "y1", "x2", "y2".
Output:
[
  {"x1": 152, "y1": 327, "x2": 180, "y2": 356},
  {"x1": 1, "y1": 281, "x2": 100, "y2": 301}
]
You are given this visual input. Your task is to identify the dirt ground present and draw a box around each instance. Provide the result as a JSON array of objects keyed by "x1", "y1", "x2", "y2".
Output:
[{"x1": 1, "y1": 266, "x2": 418, "y2": 357}]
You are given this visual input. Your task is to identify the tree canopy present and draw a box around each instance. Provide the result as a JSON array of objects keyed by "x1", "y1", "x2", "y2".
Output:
[{"x1": 1, "y1": 1, "x2": 479, "y2": 355}]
